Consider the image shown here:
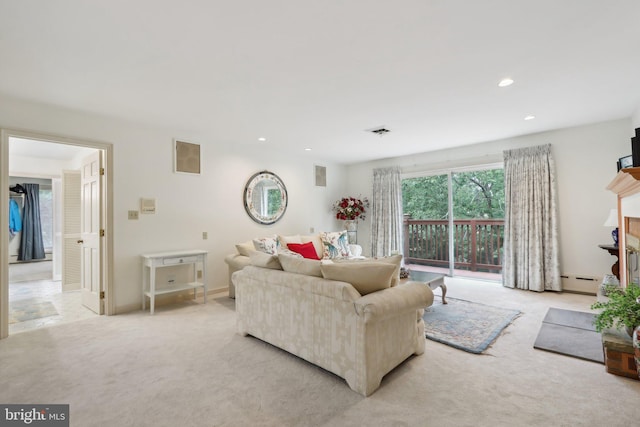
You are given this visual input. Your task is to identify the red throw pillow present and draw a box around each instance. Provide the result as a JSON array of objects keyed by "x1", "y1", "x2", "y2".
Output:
[{"x1": 287, "y1": 242, "x2": 320, "y2": 260}]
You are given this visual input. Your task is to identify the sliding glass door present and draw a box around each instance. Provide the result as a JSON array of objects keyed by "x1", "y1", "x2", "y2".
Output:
[{"x1": 402, "y1": 166, "x2": 504, "y2": 279}]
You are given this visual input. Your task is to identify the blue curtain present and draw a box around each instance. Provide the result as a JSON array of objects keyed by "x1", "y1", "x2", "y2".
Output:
[{"x1": 18, "y1": 183, "x2": 45, "y2": 261}]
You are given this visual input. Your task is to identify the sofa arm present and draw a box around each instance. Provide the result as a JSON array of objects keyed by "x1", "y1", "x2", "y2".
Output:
[
  {"x1": 354, "y1": 281, "x2": 434, "y2": 323},
  {"x1": 224, "y1": 253, "x2": 251, "y2": 298}
]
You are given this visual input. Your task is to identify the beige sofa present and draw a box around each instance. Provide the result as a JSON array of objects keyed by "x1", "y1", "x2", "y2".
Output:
[
  {"x1": 233, "y1": 263, "x2": 434, "y2": 396},
  {"x1": 224, "y1": 232, "x2": 363, "y2": 298}
]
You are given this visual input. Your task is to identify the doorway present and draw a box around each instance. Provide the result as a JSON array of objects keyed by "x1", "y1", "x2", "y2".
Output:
[{"x1": 0, "y1": 129, "x2": 114, "y2": 339}]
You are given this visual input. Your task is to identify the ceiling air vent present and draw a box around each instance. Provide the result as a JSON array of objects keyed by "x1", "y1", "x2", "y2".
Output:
[{"x1": 366, "y1": 126, "x2": 391, "y2": 136}]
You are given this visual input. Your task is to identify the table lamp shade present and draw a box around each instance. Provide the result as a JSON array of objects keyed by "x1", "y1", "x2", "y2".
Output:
[
  {"x1": 604, "y1": 209, "x2": 618, "y2": 227},
  {"x1": 604, "y1": 209, "x2": 618, "y2": 246}
]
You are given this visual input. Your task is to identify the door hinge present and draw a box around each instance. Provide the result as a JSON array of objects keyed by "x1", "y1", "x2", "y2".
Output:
[
  {"x1": 100, "y1": 167, "x2": 105, "y2": 176},
  {"x1": 100, "y1": 291, "x2": 105, "y2": 299},
  {"x1": 100, "y1": 229, "x2": 105, "y2": 237}
]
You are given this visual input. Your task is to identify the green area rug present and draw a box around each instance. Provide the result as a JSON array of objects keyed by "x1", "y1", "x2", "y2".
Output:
[
  {"x1": 423, "y1": 298, "x2": 521, "y2": 354},
  {"x1": 9, "y1": 298, "x2": 58, "y2": 324}
]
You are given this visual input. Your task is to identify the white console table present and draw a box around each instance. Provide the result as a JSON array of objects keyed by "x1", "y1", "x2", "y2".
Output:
[{"x1": 141, "y1": 250, "x2": 208, "y2": 314}]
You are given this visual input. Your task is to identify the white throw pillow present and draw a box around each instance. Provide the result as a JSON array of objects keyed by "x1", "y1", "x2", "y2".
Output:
[
  {"x1": 253, "y1": 235, "x2": 279, "y2": 254},
  {"x1": 319, "y1": 231, "x2": 352, "y2": 259},
  {"x1": 320, "y1": 262, "x2": 396, "y2": 295},
  {"x1": 278, "y1": 253, "x2": 322, "y2": 277}
]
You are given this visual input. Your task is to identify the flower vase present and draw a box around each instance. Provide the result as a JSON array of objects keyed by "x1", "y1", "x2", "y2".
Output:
[
  {"x1": 634, "y1": 325, "x2": 640, "y2": 380},
  {"x1": 343, "y1": 220, "x2": 357, "y2": 244}
]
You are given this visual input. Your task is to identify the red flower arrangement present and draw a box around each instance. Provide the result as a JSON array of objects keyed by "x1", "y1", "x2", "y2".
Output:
[{"x1": 332, "y1": 196, "x2": 370, "y2": 221}]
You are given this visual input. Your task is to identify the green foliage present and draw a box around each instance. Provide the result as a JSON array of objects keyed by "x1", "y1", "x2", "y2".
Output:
[
  {"x1": 267, "y1": 189, "x2": 281, "y2": 215},
  {"x1": 402, "y1": 169, "x2": 505, "y2": 220},
  {"x1": 591, "y1": 284, "x2": 640, "y2": 333}
]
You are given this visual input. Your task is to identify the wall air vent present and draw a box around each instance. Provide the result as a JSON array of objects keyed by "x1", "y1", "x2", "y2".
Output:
[{"x1": 366, "y1": 126, "x2": 391, "y2": 136}]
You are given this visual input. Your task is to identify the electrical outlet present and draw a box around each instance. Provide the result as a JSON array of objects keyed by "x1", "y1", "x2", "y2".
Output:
[
  {"x1": 128, "y1": 210, "x2": 139, "y2": 220},
  {"x1": 309, "y1": 227, "x2": 315, "y2": 233},
  {"x1": 202, "y1": 231, "x2": 208, "y2": 240}
]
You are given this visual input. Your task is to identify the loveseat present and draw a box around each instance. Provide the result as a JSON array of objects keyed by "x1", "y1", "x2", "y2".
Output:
[{"x1": 232, "y1": 252, "x2": 434, "y2": 396}]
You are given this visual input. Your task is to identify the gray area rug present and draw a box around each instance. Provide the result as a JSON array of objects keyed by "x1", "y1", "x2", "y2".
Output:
[
  {"x1": 533, "y1": 308, "x2": 604, "y2": 364},
  {"x1": 423, "y1": 298, "x2": 520, "y2": 354}
]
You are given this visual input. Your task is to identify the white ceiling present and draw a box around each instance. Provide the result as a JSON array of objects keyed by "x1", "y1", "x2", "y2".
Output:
[{"x1": 1, "y1": 1, "x2": 640, "y2": 164}]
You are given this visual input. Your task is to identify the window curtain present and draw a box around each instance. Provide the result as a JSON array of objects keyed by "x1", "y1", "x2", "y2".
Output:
[
  {"x1": 18, "y1": 183, "x2": 45, "y2": 261},
  {"x1": 502, "y1": 144, "x2": 561, "y2": 292},
  {"x1": 371, "y1": 167, "x2": 404, "y2": 257}
]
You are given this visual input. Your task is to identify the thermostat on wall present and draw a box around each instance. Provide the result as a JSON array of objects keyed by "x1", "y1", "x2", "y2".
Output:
[{"x1": 140, "y1": 198, "x2": 157, "y2": 214}]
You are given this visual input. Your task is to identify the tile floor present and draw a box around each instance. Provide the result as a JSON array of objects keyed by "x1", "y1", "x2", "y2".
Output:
[{"x1": 8, "y1": 261, "x2": 97, "y2": 334}]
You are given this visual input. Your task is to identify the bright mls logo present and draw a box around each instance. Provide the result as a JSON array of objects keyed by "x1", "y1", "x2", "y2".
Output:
[{"x1": 0, "y1": 405, "x2": 69, "y2": 426}]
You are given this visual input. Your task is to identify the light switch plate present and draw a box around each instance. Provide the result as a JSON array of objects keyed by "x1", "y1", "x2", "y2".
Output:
[{"x1": 128, "y1": 210, "x2": 139, "y2": 220}]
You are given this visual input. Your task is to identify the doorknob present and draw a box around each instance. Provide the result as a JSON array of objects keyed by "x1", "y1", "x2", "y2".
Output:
[{"x1": 77, "y1": 240, "x2": 84, "y2": 244}]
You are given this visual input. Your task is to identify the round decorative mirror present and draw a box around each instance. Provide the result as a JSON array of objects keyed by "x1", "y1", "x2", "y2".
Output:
[{"x1": 243, "y1": 171, "x2": 288, "y2": 225}]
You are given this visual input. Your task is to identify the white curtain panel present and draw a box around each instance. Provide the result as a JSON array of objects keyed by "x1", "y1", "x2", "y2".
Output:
[
  {"x1": 502, "y1": 144, "x2": 561, "y2": 292},
  {"x1": 371, "y1": 167, "x2": 404, "y2": 258}
]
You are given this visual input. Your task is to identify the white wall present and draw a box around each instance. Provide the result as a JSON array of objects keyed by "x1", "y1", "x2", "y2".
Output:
[
  {"x1": 0, "y1": 94, "x2": 347, "y2": 312},
  {"x1": 346, "y1": 118, "x2": 632, "y2": 291}
]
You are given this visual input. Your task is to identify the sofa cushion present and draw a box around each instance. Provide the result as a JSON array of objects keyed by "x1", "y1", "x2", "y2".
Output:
[
  {"x1": 287, "y1": 242, "x2": 321, "y2": 260},
  {"x1": 372, "y1": 254, "x2": 403, "y2": 287},
  {"x1": 235, "y1": 240, "x2": 256, "y2": 257},
  {"x1": 278, "y1": 253, "x2": 322, "y2": 277},
  {"x1": 320, "y1": 261, "x2": 396, "y2": 295},
  {"x1": 253, "y1": 235, "x2": 279, "y2": 254},
  {"x1": 249, "y1": 251, "x2": 282, "y2": 270},
  {"x1": 319, "y1": 231, "x2": 352, "y2": 259}
]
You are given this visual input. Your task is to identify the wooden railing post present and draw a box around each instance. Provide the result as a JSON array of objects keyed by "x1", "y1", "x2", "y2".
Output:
[
  {"x1": 403, "y1": 214, "x2": 411, "y2": 259},
  {"x1": 470, "y1": 219, "x2": 477, "y2": 271}
]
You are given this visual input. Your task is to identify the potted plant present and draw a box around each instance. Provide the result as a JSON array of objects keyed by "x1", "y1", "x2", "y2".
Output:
[{"x1": 591, "y1": 283, "x2": 640, "y2": 335}]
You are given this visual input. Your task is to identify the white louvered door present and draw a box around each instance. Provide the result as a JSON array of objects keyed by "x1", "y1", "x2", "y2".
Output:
[{"x1": 62, "y1": 170, "x2": 81, "y2": 291}]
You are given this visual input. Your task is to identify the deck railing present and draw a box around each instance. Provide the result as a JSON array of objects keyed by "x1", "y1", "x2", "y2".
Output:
[{"x1": 403, "y1": 216, "x2": 504, "y2": 273}]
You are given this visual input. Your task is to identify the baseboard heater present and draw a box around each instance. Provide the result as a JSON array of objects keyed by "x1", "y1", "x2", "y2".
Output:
[{"x1": 560, "y1": 274, "x2": 601, "y2": 295}]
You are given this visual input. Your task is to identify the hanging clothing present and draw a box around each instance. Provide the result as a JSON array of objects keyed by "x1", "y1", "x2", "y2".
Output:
[
  {"x1": 18, "y1": 183, "x2": 45, "y2": 261},
  {"x1": 9, "y1": 198, "x2": 22, "y2": 236}
]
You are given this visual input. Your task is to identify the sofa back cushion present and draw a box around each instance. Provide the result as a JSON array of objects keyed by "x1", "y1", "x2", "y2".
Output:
[
  {"x1": 249, "y1": 251, "x2": 283, "y2": 270},
  {"x1": 371, "y1": 254, "x2": 403, "y2": 287},
  {"x1": 235, "y1": 240, "x2": 256, "y2": 257},
  {"x1": 320, "y1": 261, "x2": 396, "y2": 295},
  {"x1": 278, "y1": 253, "x2": 322, "y2": 277}
]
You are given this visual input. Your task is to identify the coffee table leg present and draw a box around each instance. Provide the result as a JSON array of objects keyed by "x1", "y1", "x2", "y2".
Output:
[{"x1": 440, "y1": 283, "x2": 447, "y2": 304}]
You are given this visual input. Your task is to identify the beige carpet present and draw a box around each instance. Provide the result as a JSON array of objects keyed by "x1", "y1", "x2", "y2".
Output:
[{"x1": 1, "y1": 278, "x2": 640, "y2": 427}]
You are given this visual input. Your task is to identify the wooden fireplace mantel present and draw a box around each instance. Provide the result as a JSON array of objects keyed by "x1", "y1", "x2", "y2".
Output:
[
  {"x1": 607, "y1": 167, "x2": 640, "y2": 287},
  {"x1": 607, "y1": 167, "x2": 640, "y2": 198}
]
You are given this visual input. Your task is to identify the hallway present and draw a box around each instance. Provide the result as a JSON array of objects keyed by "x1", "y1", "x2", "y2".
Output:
[{"x1": 9, "y1": 261, "x2": 96, "y2": 334}]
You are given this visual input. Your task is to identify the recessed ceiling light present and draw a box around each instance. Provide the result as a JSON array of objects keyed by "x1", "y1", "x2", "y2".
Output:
[
  {"x1": 498, "y1": 78, "x2": 514, "y2": 87},
  {"x1": 258, "y1": 137, "x2": 267, "y2": 142},
  {"x1": 524, "y1": 115, "x2": 536, "y2": 121},
  {"x1": 304, "y1": 148, "x2": 312, "y2": 151}
]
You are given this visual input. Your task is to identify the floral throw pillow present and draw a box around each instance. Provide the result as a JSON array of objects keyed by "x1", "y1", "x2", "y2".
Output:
[
  {"x1": 253, "y1": 235, "x2": 279, "y2": 255},
  {"x1": 319, "y1": 231, "x2": 352, "y2": 259}
]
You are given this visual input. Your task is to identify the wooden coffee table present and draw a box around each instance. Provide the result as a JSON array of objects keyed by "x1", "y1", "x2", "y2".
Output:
[{"x1": 408, "y1": 270, "x2": 447, "y2": 304}]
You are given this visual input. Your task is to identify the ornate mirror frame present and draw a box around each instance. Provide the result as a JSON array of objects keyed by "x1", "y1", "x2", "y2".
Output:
[{"x1": 243, "y1": 171, "x2": 288, "y2": 225}]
